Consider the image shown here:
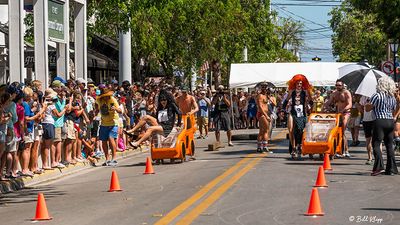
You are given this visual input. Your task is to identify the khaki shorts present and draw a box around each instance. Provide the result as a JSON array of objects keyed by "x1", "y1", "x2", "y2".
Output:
[
  {"x1": 197, "y1": 116, "x2": 209, "y2": 127},
  {"x1": 54, "y1": 127, "x2": 62, "y2": 142},
  {"x1": 65, "y1": 120, "x2": 76, "y2": 140},
  {"x1": 6, "y1": 135, "x2": 17, "y2": 152}
]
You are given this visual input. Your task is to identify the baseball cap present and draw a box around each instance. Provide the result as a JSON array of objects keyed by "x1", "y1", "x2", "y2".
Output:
[
  {"x1": 7, "y1": 85, "x2": 18, "y2": 95},
  {"x1": 54, "y1": 76, "x2": 67, "y2": 84},
  {"x1": 76, "y1": 78, "x2": 86, "y2": 84},
  {"x1": 87, "y1": 78, "x2": 94, "y2": 84},
  {"x1": 111, "y1": 79, "x2": 119, "y2": 85},
  {"x1": 52, "y1": 80, "x2": 65, "y2": 88}
]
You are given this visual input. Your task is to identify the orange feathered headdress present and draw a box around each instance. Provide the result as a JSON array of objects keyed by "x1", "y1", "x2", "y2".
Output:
[{"x1": 287, "y1": 74, "x2": 312, "y2": 91}]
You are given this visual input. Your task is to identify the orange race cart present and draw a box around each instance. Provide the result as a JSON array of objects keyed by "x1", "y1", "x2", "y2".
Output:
[
  {"x1": 150, "y1": 114, "x2": 196, "y2": 163},
  {"x1": 301, "y1": 113, "x2": 343, "y2": 159}
]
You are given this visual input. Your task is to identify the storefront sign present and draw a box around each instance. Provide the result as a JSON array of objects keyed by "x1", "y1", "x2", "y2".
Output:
[{"x1": 48, "y1": 0, "x2": 65, "y2": 42}]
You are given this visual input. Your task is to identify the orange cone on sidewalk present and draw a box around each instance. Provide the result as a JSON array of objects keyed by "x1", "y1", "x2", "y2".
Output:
[
  {"x1": 144, "y1": 157, "x2": 155, "y2": 174},
  {"x1": 305, "y1": 188, "x2": 324, "y2": 216},
  {"x1": 108, "y1": 170, "x2": 122, "y2": 192},
  {"x1": 32, "y1": 193, "x2": 52, "y2": 221},
  {"x1": 314, "y1": 166, "x2": 328, "y2": 188},
  {"x1": 323, "y1": 154, "x2": 332, "y2": 171}
]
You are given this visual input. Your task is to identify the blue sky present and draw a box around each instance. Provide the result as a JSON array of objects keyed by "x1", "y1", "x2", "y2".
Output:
[{"x1": 271, "y1": 0, "x2": 342, "y2": 62}]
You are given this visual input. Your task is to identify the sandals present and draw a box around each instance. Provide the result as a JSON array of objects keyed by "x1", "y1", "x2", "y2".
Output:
[
  {"x1": 129, "y1": 142, "x2": 139, "y2": 149},
  {"x1": 42, "y1": 167, "x2": 55, "y2": 171},
  {"x1": 33, "y1": 169, "x2": 44, "y2": 174},
  {"x1": 20, "y1": 171, "x2": 34, "y2": 178}
]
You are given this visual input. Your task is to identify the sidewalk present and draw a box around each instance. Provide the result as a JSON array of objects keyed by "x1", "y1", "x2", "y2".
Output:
[{"x1": 0, "y1": 147, "x2": 146, "y2": 194}]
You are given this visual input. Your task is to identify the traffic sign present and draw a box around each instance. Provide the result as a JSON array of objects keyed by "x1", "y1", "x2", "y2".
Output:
[{"x1": 382, "y1": 61, "x2": 394, "y2": 74}]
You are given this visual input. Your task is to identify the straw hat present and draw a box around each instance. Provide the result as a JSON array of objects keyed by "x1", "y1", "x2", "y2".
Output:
[{"x1": 44, "y1": 88, "x2": 57, "y2": 99}]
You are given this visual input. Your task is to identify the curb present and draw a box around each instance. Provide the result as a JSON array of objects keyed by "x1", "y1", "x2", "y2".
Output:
[{"x1": 0, "y1": 147, "x2": 147, "y2": 194}]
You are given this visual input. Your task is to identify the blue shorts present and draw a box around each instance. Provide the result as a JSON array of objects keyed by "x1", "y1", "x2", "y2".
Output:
[{"x1": 99, "y1": 126, "x2": 118, "y2": 141}]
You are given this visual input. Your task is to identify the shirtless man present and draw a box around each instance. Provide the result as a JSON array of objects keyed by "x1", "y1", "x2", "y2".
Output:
[
  {"x1": 256, "y1": 83, "x2": 272, "y2": 153},
  {"x1": 176, "y1": 88, "x2": 199, "y2": 116},
  {"x1": 323, "y1": 80, "x2": 352, "y2": 157}
]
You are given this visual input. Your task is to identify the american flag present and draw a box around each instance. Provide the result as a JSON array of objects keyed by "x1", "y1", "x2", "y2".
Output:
[{"x1": 200, "y1": 61, "x2": 209, "y2": 74}]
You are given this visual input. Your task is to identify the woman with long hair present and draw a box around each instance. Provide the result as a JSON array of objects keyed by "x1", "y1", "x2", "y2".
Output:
[
  {"x1": 126, "y1": 90, "x2": 182, "y2": 148},
  {"x1": 283, "y1": 74, "x2": 313, "y2": 160}
]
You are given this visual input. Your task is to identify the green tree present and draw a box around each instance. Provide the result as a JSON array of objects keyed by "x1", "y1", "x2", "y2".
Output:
[
  {"x1": 276, "y1": 17, "x2": 304, "y2": 51},
  {"x1": 88, "y1": 0, "x2": 300, "y2": 86},
  {"x1": 329, "y1": 1, "x2": 387, "y2": 65},
  {"x1": 349, "y1": 0, "x2": 400, "y2": 40}
]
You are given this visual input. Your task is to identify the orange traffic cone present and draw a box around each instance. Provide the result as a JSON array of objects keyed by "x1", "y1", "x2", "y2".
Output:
[
  {"x1": 32, "y1": 193, "x2": 52, "y2": 221},
  {"x1": 108, "y1": 170, "x2": 122, "y2": 192},
  {"x1": 314, "y1": 166, "x2": 328, "y2": 188},
  {"x1": 144, "y1": 157, "x2": 155, "y2": 174},
  {"x1": 323, "y1": 154, "x2": 332, "y2": 171},
  {"x1": 305, "y1": 188, "x2": 324, "y2": 216}
]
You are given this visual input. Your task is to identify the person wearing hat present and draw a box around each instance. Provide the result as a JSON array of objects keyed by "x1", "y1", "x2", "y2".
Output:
[
  {"x1": 197, "y1": 90, "x2": 211, "y2": 139},
  {"x1": 95, "y1": 87, "x2": 122, "y2": 166},
  {"x1": 41, "y1": 89, "x2": 70, "y2": 170},
  {"x1": 211, "y1": 85, "x2": 234, "y2": 147},
  {"x1": 76, "y1": 78, "x2": 87, "y2": 92}
]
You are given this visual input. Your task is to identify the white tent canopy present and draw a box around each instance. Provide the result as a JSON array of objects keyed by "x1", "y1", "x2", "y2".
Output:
[{"x1": 229, "y1": 62, "x2": 353, "y2": 88}]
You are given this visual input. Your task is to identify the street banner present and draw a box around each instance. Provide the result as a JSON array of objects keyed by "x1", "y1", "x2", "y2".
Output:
[{"x1": 48, "y1": 0, "x2": 65, "y2": 43}]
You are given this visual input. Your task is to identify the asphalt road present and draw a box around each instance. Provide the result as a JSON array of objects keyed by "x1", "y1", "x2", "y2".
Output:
[{"x1": 1, "y1": 128, "x2": 400, "y2": 225}]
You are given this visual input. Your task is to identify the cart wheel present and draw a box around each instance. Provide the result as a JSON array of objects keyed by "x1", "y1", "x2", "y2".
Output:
[
  {"x1": 326, "y1": 115, "x2": 334, "y2": 118},
  {"x1": 191, "y1": 140, "x2": 195, "y2": 156},
  {"x1": 180, "y1": 143, "x2": 186, "y2": 163}
]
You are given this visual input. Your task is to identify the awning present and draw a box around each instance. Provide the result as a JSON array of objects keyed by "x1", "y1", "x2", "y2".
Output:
[{"x1": 229, "y1": 62, "x2": 354, "y2": 88}]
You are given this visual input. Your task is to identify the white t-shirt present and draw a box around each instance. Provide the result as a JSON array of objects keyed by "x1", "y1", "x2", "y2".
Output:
[
  {"x1": 42, "y1": 104, "x2": 56, "y2": 124},
  {"x1": 359, "y1": 96, "x2": 375, "y2": 122}
]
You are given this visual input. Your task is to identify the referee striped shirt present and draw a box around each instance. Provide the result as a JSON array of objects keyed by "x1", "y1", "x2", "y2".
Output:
[{"x1": 370, "y1": 92, "x2": 397, "y2": 119}]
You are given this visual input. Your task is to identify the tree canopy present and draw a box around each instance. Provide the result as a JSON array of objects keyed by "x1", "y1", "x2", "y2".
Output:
[
  {"x1": 88, "y1": 0, "x2": 302, "y2": 85},
  {"x1": 329, "y1": 1, "x2": 387, "y2": 65},
  {"x1": 349, "y1": 0, "x2": 400, "y2": 40}
]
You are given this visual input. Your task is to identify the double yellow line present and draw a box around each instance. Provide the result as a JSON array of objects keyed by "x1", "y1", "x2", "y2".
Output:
[{"x1": 155, "y1": 154, "x2": 262, "y2": 225}]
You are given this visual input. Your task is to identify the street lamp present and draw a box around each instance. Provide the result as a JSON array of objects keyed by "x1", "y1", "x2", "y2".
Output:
[{"x1": 390, "y1": 42, "x2": 399, "y2": 82}]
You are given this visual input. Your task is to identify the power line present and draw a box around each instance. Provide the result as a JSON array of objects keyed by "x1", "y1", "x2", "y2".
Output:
[{"x1": 272, "y1": 4, "x2": 328, "y2": 29}]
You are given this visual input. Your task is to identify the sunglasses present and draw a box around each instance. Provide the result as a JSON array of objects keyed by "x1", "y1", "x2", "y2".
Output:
[{"x1": 160, "y1": 99, "x2": 167, "y2": 101}]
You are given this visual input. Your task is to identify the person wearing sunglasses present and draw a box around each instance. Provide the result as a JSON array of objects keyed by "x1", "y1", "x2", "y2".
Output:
[
  {"x1": 126, "y1": 90, "x2": 182, "y2": 148},
  {"x1": 324, "y1": 80, "x2": 352, "y2": 158}
]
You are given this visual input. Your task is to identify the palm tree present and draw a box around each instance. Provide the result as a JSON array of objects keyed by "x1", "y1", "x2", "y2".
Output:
[{"x1": 276, "y1": 17, "x2": 304, "y2": 51}]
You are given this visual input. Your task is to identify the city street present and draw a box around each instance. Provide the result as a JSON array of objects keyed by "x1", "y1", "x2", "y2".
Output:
[{"x1": 1, "y1": 128, "x2": 399, "y2": 225}]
